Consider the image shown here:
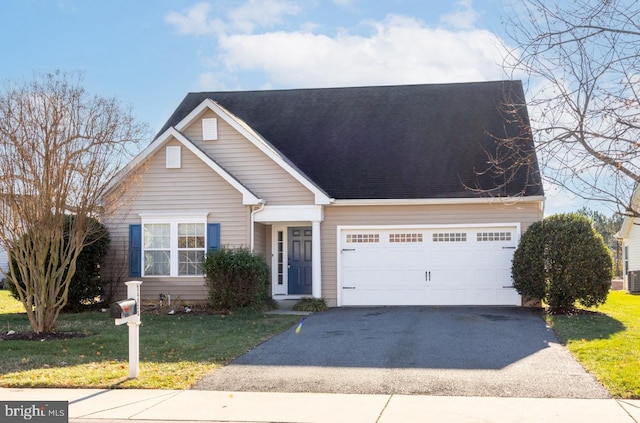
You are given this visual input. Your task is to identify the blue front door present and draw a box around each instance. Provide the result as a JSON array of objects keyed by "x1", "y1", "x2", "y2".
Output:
[{"x1": 288, "y1": 227, "x2": 313, "y2": 295}]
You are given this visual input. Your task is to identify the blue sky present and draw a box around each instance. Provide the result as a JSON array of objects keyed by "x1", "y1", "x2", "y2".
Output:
[{"x1": 1, "y1": 0, "x2": 599, "y2": 215}]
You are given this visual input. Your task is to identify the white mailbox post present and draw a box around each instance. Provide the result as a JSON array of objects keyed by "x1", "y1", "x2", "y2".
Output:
[{"x1": 111, "y1": 280, "x2": 142, "y2": 379}]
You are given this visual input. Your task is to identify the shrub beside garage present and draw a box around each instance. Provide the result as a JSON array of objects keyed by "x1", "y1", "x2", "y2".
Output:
[{"x1": 512, "y1": 213, "x2": 613, "y2": 313}]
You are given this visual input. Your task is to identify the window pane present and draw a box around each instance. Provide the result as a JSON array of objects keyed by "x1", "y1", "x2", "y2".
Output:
[
  {"x1": 179, "y1": 250, "x2": 205, "y2": 275},
  {"x1": 144, "y1": 224, "x2": 170, "y2": 249},
  {"x1": 144, "y1": 251, "x2": 170, "y2": 276},
  {"x1": 178, "y1": 223, "x2": 205, "y2": 249}
]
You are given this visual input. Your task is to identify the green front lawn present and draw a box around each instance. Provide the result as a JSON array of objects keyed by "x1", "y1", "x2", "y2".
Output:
[
  {"x1": 0, "y1": 290, "x2": 300, "y2": 389},
  {"x1": 547, "y1": 290, "x2": 640, "y2": 399},
  {"x1": 2, "y1": 290, "x2": 639, "y2": 397}
]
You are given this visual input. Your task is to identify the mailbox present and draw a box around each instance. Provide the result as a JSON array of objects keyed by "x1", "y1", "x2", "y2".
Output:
[{"x1": 110, "y1": 299, "x2": 137, "y2": 319}]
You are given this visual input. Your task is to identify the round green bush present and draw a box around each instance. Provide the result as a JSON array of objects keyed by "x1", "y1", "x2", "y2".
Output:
[
  {"x1": 512, "y1": 213, "x2": 613, "y2": 313},
  {"x1": 203, "y1": 247, "x2": 270, "y2": 312}
]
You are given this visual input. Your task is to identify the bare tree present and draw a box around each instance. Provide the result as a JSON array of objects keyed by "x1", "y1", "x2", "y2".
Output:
[
  {"x1": 0, "y1": 71, "x2": 147, "y2": 333},
  {"x1": 503, "y1": 0, "x2": 640, "y2": 215}
]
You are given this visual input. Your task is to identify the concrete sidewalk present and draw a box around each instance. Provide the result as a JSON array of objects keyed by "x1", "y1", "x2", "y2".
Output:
[{"x1": 1, "y1": 388, "x2": 639, "y2": 423}]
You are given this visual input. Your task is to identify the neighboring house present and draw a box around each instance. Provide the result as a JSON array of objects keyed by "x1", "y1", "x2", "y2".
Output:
[
  {"x1": 617, "y1": 209, "x2": 640, "y2": 293},
  {"x1": 0, "y1": 246, "x2": 7, "y2": 286},
  {"x1": 102, "y1": 81, "x2": 544, "y2": 307}
]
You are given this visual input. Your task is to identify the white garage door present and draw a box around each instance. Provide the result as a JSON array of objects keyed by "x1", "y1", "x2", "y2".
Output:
[{"x1": 339, "y1": 225, "x2": 521, "y2": 306}]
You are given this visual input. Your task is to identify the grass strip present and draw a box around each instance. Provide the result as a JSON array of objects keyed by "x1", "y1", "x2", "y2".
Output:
[
  {"x1": 0, "y1": 291, "x2": 299, "y2": 389},
  {"x1": 547, "y1": 290, "x2": 640, "y2": 399}
]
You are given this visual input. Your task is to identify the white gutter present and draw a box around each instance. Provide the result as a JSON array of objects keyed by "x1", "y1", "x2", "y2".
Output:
[{"x1": 250, "y1": 202, "x2": 266, "y2": 253}]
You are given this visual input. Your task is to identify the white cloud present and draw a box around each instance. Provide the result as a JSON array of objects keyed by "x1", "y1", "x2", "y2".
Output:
[
  {"x1": 228, "y1": 0, "x2": 302, "y2": 33},
  {"x1": 165, "y1": 0, "x2": 301, "y2": 35},
  {"x1": 196, "y1": 72, "x2": 231, "y2": 91},
  {"x1": 441, "y1": 0, "x2": 480, "y2": 30},
  {"x1": 214, "y1": 14, "x2": 510, "y2": 88},
  {"x1": 166, "y1": 1, "x2": 516, "y2": 92},
  {"x1": 165, "y1": 2, "x2": 222, "y2": 35}
]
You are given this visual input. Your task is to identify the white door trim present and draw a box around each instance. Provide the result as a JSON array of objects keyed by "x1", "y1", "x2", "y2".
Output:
[{"x1": 271, "y1": 223, "x2": 321, "y2": 299}]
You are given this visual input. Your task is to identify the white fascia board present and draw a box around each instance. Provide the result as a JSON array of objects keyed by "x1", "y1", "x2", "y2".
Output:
[
  {"x1": 330, "y1": 195, "x2": 546, "y2": 207},
  {"x1": 104, "y1": 127, "x2": 261, "y2": 206},
  {"x1": 254, "y1": 205, "x2": 324, "y2": 223},
  {"x1": 175, "y1": 99, "x2": 333, "y2": 205}
]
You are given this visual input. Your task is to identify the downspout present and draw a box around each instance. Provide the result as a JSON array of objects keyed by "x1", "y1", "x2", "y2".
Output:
[{"x1": 250, "y1": 202, "x2": 266, "y2": 253}]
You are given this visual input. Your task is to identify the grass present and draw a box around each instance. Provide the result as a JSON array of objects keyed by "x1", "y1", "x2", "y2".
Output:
[
  {"x1": 546, "y1": 290, "x2": 640, "y2": 399},
  {"x1": 0, "y1": 290, "x2": 300, "y2": 389},
  {"x1": 3, "y1": 290, "x2": 638, "y2": 397}
]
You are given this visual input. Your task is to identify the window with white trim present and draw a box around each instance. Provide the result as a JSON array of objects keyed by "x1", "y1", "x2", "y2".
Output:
[
  {"x1": 142, "y1": 217, "x2": 207, "y2": 277},
  {"x1": 178, "y1": 223, "x2": 206, "y2": 275},
  {"x1": 144, "y1": 224, "x2": 171, "y2": 276}
]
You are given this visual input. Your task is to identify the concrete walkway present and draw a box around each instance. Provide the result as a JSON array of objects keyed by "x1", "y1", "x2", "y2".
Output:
[{"x1": 2, "y1": 388, "x2": 639, "y2": 423}]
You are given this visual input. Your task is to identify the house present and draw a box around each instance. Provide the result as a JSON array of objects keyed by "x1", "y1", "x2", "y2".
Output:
[
  {"x1": 0, "y1": 247, "x2": 7, "y2": 287},
  {"x1": 616, "y1": 204, "x2": 640, "y2": 293},
  {"x1": 102, "y1": 81, "x2": 544, "y2": 307}
]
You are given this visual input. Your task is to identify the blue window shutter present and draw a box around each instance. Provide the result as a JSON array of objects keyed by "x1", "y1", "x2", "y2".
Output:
[
  {"x1": 129, "y1": 224, "x2": 142, "y2": 277},
  {"x1": 207, "y1": 223, "x2": 220, "y2": 252}
]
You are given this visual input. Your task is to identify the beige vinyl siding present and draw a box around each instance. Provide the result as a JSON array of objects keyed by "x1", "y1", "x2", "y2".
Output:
[
  {"x1": 253, "y1": 222, "x2": 267, "y2": 257},
  {"x1": 103, "y1": 138, "x2": 251, "y2": 301},
  {"x1": 319, "y1": 202, "x2": 543, "y2": 305},
  {"x1": 183, "y1": 110, "x2": 315, "y2": 205}
]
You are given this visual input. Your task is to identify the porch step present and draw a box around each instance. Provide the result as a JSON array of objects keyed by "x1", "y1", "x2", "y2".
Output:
[{"x1": 266, "y1": 299, "x2": 312, "y2": 316}]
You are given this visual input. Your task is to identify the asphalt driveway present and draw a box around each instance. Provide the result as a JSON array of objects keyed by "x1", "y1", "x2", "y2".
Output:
[{"x1": 192, "y1": 307, "x2": 610, "y2": 398}]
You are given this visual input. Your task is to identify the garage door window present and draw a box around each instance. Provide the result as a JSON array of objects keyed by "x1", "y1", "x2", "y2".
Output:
[
  {"x1": 433, "y1": 232, "x2": 467, "y2": 242},
  {"x1": 346, "y1": 234, "x2": 380, "y2": 243},
  {"x1": 390, "y1": 233, "x2": 423, "y2": 243},
  {"x1": 477, "y1": 232, "x2": 512, "y2": 242}
]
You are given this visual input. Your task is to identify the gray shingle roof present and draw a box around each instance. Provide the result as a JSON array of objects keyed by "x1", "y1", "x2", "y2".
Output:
[{"x1": 158, "y1": 81, "x2": 543, "y2": 200}]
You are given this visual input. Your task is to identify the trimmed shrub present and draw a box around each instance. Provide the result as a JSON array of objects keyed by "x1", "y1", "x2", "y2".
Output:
[
  {"x1": 203, "y1": 247, "x2": 270, "y2": 312},
  {"x1": 292, "y1": 297, "x2": 329, "y2": 312},
  {"x1": 512, "y1": 213, "x2": 613, "y2": 313},
  {"x1": 6, "y1": 216, "x2": 111, "y2": 312}
]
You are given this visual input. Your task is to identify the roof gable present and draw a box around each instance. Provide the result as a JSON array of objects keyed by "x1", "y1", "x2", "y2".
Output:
[
  {"x1": 617, "y1": 186, "x2": 640, "y2": 238},
  {"x1": 158, "y1": 81, "x2": 544, "y2": 200},
  {"x1": 107, "y1": 127, "x2": 262, "y2": 205},
  {"x1": 174, "y1": 99, "x2": 332, "y2": 205}
]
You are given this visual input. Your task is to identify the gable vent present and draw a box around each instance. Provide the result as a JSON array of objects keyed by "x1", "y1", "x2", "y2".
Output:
[
  {"x1": 202, "y1": 118, "x2": 218, "y2": 141},
  {"x1": 166, "y1": 146, "x2": 181, "y2": 169}
]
